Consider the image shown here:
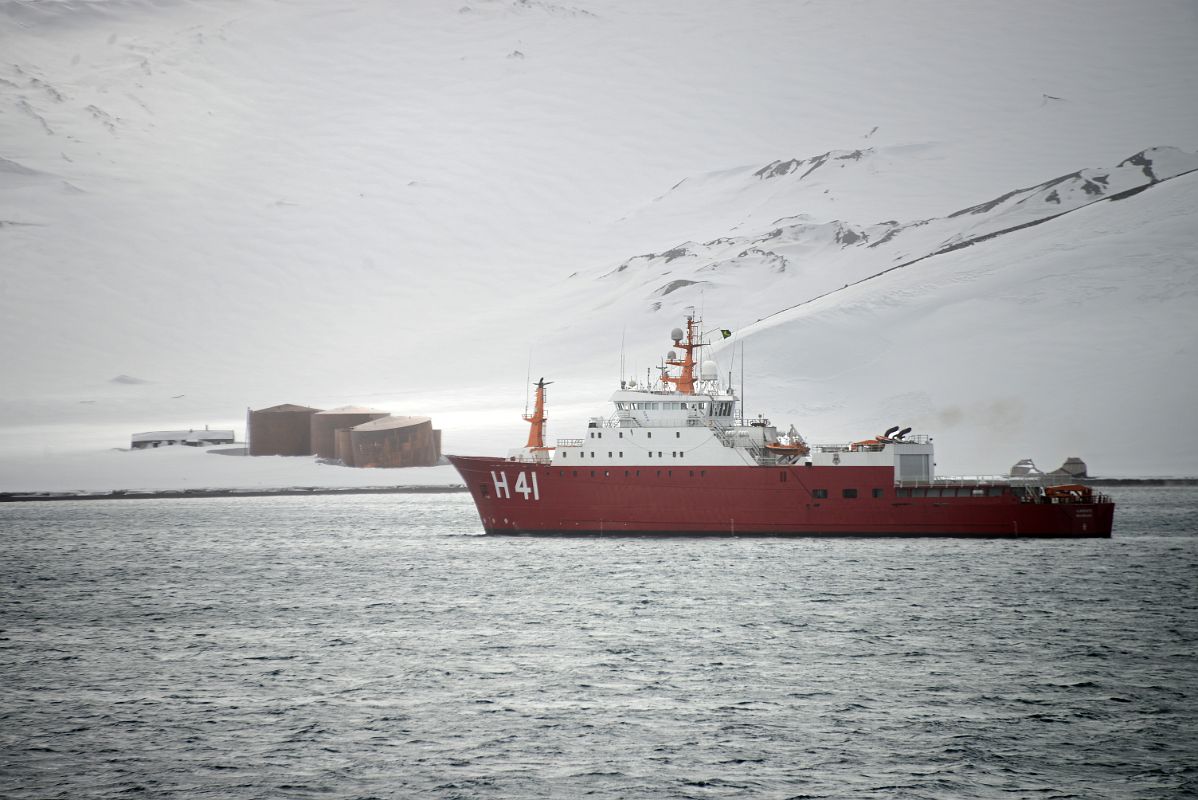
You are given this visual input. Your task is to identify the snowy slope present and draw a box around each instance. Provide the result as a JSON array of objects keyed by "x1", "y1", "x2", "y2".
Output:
[
  {"x1": 573, "y1": 147, "x2": 1198, "y2": 325},
  {"x1": 2, "y1": 0, "x2": 1198, "y2": 486},
  {"x1": 710, "y1": 172, "x2": 1198, "y2": 477}
]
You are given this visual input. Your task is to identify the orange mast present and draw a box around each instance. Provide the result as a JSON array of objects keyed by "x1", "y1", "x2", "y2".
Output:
[
  {"x1": 523, "y1": 378, "x2": 551, "y2": 449},
  {"x1": 661, "y1": 315, "x2": 705, "y2": 395}
]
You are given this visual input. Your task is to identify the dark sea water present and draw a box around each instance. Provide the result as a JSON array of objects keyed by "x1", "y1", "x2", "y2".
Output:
[{"x1": 2, "y1": 486, "x2": 1196, "y2": 799}]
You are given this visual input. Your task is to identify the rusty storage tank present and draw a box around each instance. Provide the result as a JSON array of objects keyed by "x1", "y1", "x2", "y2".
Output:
[
  {"x1": 248, "y1": 403, "x2": 323, "y2": 456},
  {"x1": 349, "y1": 416, "x2": 439, "y2": 468},
  {"x1": 334, "y1": 427, "x2": 355, "y2": 467},
  {"x1": 311, "y1": 407, "x2": 389, "y2": 460}
]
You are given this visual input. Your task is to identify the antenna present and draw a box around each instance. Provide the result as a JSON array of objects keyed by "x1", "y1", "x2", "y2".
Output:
[
  {"x1": 524, "y1": 350, "x2": 532, "y2": 416},
  {"x1": 619, "y1": 327, "x2": 626, "y2": 388},
  {"x1": 727, "y1": 336, "x2": 737, "y2": 412},
  {"x1": 739, "y1": 339, "x2": 745, "y2": 426}
]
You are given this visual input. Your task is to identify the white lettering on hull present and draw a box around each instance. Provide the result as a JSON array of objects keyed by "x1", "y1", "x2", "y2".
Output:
[
  {"x1": 491, "y1": 469, "x2": 540, "y2": 501},
  {"x1": 490, "y1": 470, "x2": 510, "y2": 499}
]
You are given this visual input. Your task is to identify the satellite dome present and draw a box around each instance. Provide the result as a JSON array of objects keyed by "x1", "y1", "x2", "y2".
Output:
[
  {"x1": 700, "y1": 361, "x2": 719, "y2": 380},
  {"x1": 667, "y1": 350, "x2": 677, "y2": 361},
  {"x1": 670, "y1": 327, "x2": 684, "y2": 342}
]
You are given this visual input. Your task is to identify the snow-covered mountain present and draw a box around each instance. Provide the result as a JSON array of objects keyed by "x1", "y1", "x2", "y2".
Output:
[
  {"x1": 578, "y1": 146, "x2": 1198, "y2": 321},
  {"x1": 2, "y1": 0, "x2": 1197, "y2": 485}
]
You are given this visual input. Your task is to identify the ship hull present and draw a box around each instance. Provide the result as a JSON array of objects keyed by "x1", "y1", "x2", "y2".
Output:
[{"x1": 448, "y1": 456, "x2": 1114, "y2": 538}]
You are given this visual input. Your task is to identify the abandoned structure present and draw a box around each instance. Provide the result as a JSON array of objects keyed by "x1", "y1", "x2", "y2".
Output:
[
  {"x1": 246, "y1": 402, "x2": 441, "y2": 468},
  {"x1": 348, "y1": 415, "x2": 441, "y2": 468},
  {"x1": 131, "y1": 428, "x2": 235, "y2": 449},
  {"x1": 311, "y1": 407, "x2": 389, "y2": 459},
  {"x1": 247, "y1": 403, "x2": 323, "y2": 456},
  {"x1": 1049, "y1": 457, "x2": 1089, "y2": 480}
]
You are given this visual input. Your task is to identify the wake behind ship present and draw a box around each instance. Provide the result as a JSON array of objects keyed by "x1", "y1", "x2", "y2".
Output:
[{"x1": 449, "y1": 317, "x2": 1113, "y2": 537}]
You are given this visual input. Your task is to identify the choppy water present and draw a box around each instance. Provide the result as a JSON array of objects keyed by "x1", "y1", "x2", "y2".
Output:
[{"x1": 2, "y1": 486, "x2": 1196, "y2": 799}]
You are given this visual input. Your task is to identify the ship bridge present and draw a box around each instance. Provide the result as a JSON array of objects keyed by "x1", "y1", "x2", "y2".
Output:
[{"x1": 606, "y1": 389, "x2": 736, "y2": 429}]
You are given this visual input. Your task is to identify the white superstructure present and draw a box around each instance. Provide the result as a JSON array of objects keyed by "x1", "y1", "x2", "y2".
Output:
[{"x1": 509, "y1": 315, "x2": 936, "y2": 484}]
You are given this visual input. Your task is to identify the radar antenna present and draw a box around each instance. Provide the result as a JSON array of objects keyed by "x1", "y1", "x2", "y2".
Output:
[{"x1": 661, "y1": 314, "x2": 706, "y2": 395}]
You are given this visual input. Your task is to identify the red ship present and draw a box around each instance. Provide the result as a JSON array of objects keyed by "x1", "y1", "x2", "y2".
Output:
[{"x1": 449, "y1": 317, "x2": 1114, "y2": 537}]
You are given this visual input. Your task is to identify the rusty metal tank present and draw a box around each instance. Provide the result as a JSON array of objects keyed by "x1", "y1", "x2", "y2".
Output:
[
  {"x1": 248, "y1": 403, "x2": 323, "y2": 456},
  {"x1": 349, "y1": 415, "x2": 439, "y2": 468},
  {"x1": 310, "y1": 407, "x2": 389, "y2": 460},
  {"x1": 334, "y1": 427, "x2": 355, "y2": 467}
]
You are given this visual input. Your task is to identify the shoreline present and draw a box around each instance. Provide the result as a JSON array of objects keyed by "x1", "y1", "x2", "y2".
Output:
[{"x1": 0, "y1": 485, "x2": 469, "y2": 503}]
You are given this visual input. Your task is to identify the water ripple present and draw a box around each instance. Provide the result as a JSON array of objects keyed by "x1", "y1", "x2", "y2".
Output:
[{"x1": 1, "y1": 487, "x2": 1196, "y2": 798}]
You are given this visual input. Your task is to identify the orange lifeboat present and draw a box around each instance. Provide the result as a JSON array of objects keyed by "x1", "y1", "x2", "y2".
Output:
[
  {"x1": 765, "y1": 440, "x2": 810, "y2": 456},
  {"x1": 1044, "y1": 484, "x2": 1093, "y2": 502}
]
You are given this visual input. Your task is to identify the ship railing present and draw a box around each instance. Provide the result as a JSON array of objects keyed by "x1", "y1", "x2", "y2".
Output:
[
  {"x1": 895, "y1": 476, "x2": 1111, "y2": 505},
  {"x1": 556, "y1": 438, "x2": 584, "y2": 448},
  {"x1": 1006, "y1": 473, "x2": 1089, "y2": 488},
  {"x1": 505, "y1": 453, "x2": 553, "y2": 465},
  {"x1": 898, "y1": 475, "x2": 1013, "y2": 487}
]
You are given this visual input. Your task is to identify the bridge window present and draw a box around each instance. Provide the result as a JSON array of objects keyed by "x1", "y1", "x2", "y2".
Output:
[
  {"x1": 676, "y1": 431, "x2": 681, "y2": 438},
  {"x1": 619, "y1": 451, "x2": 623, "y2": 457},
  {"x1": 843, "y1": 488, "x2": 858, "y2": 499},
  {"x1": 608, "y1": 452, "x2": 612, "y2": 458},
  {"x1": 872, "y1": 488, "x2": 885, "y2": 498},
  {"x1": 812, "y1": 489, "x2": 828, "y2": 499}
]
